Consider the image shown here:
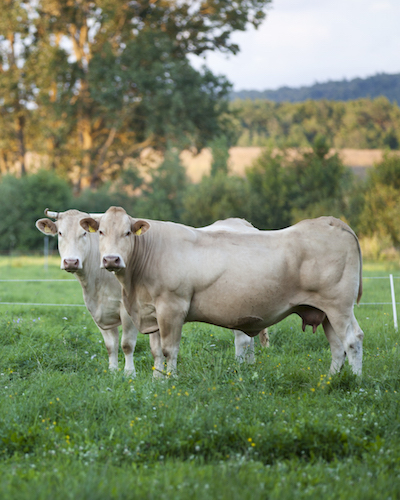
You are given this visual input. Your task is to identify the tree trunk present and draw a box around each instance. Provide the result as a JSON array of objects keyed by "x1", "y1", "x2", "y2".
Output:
[{"x1": 16, "y1": 115, "x2": 26, "y2": 176}]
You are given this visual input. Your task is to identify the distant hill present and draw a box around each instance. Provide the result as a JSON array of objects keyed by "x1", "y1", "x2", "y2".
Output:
[{"x1": 231, "y1": 72, "x2": 400, "y2": 103}]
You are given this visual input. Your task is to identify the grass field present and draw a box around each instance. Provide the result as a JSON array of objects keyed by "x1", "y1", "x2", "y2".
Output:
[{"x1": 0, "y1": 255, "x2": 400, "y2": 499}]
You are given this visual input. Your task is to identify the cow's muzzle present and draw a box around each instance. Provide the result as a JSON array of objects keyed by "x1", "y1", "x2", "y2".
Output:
[
  {"x1": 102, "y1": 254, "x2": 125, "y2": 271},
  {"x1": 62, "y1": 258, "x2": 81, "y2": 272}
]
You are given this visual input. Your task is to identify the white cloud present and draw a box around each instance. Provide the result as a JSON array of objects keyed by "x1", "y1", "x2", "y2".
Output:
[{"x1": 189, "y1": 0, "x2": 400, "y2": 90}]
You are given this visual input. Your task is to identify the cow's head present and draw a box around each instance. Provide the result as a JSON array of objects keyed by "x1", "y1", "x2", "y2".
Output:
[
  {"x1": 36, "y1": 209, "x2": 96, "y2": 273},
  {"x1": 80, "y1": 206, "x2": 150, "y2": 273}
]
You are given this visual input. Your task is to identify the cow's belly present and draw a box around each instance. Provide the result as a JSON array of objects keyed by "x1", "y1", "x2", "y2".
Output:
[
  {"x1": 184, "y1": 244, "x2": 355, "y2": 333},
  {"x1": 186, "y1": 281, "x2": 296, "y2": 334},
  {"x1": 186, "y1": 301, "x2": 290, "y2": 334}
]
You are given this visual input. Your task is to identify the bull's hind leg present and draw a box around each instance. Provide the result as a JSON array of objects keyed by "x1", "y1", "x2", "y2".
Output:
[
  {"x1": 323, "y1": 318, "x2": 346, "y2": 375},
  {"x1": 324, "y1": 311, "x2": 364, "y2": 376},
  {"x1": 234, "y1": 330, "x2": 255, "y2": 363}
]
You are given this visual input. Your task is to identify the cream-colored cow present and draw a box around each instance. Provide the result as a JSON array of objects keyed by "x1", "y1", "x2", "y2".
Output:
[
  {"x1": 81, "y1": 208, "x2": 364, "y2": 376},
  {"x1": 36, "y1": 209, "x2": 141, "y2": 375}
]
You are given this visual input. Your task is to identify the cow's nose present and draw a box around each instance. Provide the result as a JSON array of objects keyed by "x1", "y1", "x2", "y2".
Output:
[
  {"x1": 63, "y1": 258, "x2": 80, "y2": 271},
  {"x1": 102, "y1": 255, "x2": 121, "y2": 269}
]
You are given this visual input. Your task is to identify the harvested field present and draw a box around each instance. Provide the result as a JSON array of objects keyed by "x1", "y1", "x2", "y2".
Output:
[{"x1": 179, "y1": 147, "x2": 394, "y2": 181}]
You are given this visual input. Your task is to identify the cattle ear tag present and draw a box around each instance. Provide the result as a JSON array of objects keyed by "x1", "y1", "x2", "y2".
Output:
[
  {"x1": 88, "y1": 225, "x2": 96, "y2": 233},
  {"x1": 135, "y1": 227, "x2": 142, "y2": 236},
  {"x1": 44, "y1": 226, "x2": 52, "y2": 234}
]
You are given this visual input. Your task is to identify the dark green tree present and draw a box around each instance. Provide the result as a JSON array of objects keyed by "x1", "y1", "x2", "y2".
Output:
[
  {"x1": 182, "y1": 171, "x2": 250, "y2": 227},
  {"x1": 0, "y1": 0, "x2": 42, "y2": 175},
  {"x1": 29, "y1": 0, "x2": 271, "y2": 189},
  {"x1": 125, "y1": 148, "x2": 189, "y2": 222},
  {"x1": 245, "y1": 148, "x2": 292, "y2": 229},
  {"x1": 210, "y1": 135, "x2": 230, "y2": 177},
  {"x1": 0, "y1": 170, "x2": 72, "y2": 252},
  {"x1": 359, "y1": 153, "x2": 400, "y2": 246},
  {"x1": 287, "y1": 135, "x2": 349, "y2": 221},
  {"x1": 368, "y1": 152, "x2": 400, "y2": 189}
]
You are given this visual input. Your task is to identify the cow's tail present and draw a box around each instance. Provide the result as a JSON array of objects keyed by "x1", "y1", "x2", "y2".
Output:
[{"x1": 344, "y1": 226, "x2": 363, "y2": 304}]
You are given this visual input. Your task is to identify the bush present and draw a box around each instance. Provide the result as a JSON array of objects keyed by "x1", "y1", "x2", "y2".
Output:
[
  {"x1": 245, "y1": 148, "x2": 292, "y2": 229},
  {"x1": 0, "y1": 170, "x2": 72, "y2": 252},
  {"x1": 359, "y1": 153, "x2": 400, "y2": 248}
]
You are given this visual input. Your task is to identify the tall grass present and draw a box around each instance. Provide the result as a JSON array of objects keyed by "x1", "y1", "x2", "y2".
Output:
[{"x1": 0, "y1": 256, "x2": 399, "y2": 499}]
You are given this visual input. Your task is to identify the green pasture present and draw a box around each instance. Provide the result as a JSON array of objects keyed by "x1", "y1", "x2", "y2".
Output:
[{"x1": 0, "y1": 256, "x2": 399, "y2": 499}]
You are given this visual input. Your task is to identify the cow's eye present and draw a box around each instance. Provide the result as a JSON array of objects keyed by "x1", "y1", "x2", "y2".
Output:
[
  {"x1": 58, "y1": 231, "x2": 62, "y2": 237},
  {"x1": 82, "y1": 231, "x2": 87, "y2": 237},
  {"x1": 125, "y1": 230, "x2": 131, "y2": 237},
  {"x1": 99, "y1": 230, "x2": 104, "y2": 236}
]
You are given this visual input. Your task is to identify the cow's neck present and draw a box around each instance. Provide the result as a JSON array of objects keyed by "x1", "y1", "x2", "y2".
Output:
[
  {"x1": 73, "y1": 240, "x2": 102, "y2": 297},
  {"x1": 123, "y1": 232, "x2": 155, "y2": 295}
]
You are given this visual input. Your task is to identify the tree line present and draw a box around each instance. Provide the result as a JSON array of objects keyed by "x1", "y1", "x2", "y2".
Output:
[
  {"x1": 1, "y1": 137, "x2": 399, "y2": 261},
  {"x1": 232, "y1": 72, "x2": 400, "y2": 104},
  {"x1": 231, "y1": 97, "x2": 400, "y2": 150}
]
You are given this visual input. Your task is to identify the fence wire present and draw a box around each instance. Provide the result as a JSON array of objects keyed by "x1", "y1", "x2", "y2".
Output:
[{"x1": 0, "y1": 277, "x2": 398, "y2": 307}]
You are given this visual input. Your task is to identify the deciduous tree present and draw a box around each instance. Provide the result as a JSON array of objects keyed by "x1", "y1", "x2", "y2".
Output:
[{"x1": 32, "y1": 0, "x2": 271, "y2": 189}]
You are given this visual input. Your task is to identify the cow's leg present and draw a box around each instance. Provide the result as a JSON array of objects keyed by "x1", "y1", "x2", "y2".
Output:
[
  {"x1": 156, "y1": 304, "x2": 185, "y2": 375},
  {"x1": 154, "y1": 297, "x2": 189, "y2": 375},
  {"x1": 234, "y1": 330, "x2": 255, "y2": 364},
  {"x1": 323, "y1": 317, "x2": 346, "y2": 375},
  {"x1": 149, "y1": 331, "x2": 166, "y2": 378},
  {"x1": 345, "y1": 314, "x2": 364, "y2": 376},
  {"x1": 99, "y1": 327, "x2": 120, "y2": 371},
  {"x1": 120, "y1": 308, "x2": 139, "y2": 376},
  {"x1": 324, "y1": 311, "x2": 364, "y2": 376},
  {"x1": 161, "y1": 323, "x2": 183, "y2": 375}
]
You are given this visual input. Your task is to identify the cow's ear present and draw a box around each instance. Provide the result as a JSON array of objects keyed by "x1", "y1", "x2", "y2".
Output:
[
  {"x1": 132, "y1": 220, "x2": 150, "y2": 236},
  {"x1": 36, "y1": 218, "x2": 57, "y2": 236},
  {"x1": 80, "y1": 217, "x2": 99, "y2": 233}
]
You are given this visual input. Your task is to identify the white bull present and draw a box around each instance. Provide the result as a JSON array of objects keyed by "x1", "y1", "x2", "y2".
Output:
[
  {"x1": 147, "y1": 218, "x2": 270, "y2": 372},
  {"x1": 81, "y1": 207, "x2": 364, "y2": 376}
]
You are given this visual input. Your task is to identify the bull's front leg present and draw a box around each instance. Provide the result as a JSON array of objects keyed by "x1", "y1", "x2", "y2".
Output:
[
  {"x1": 120, "y1": 307, "x2": 139, "y2": 377},
  {"x1": 149, "y1": 331, "x2": 166, "y2": 378},
  {"x1": 156, "y1": 300, "x2": 186, "y2": 375},
  {"x1": 99, "y1": 326, "x2": 120, "y2": 371},
  {"x1": 159, "y1": 321, "x2": 183, "y2": 376}
]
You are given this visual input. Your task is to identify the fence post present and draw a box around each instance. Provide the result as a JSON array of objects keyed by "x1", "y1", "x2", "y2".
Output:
[
  {"x1": 390, "y1": 274, "x2": 398, "y2": 332},
  {"x1": 44, "y1": 236, "x2": 49, "y2": 272}
]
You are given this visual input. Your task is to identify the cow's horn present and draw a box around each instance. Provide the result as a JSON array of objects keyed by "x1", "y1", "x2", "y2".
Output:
[
  {"x1": 44, "y1": 208, "x2": 104, "y2": 219},
  {"x1": 44, "y1": 208, "x2": 60, "y2": 219}
]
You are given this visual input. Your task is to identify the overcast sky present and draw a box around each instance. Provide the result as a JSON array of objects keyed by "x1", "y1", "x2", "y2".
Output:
[{"x1": 189, "y1": 0, "x2": 400, "y2": 91}]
